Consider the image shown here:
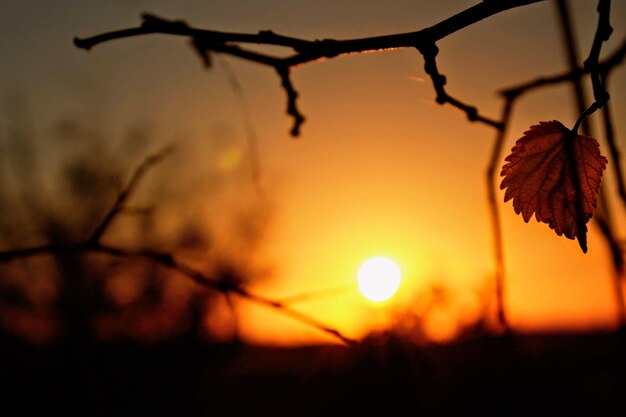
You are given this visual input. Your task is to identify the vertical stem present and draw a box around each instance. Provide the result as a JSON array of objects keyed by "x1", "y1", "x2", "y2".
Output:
[
  {"x1": 216, "y1": 57, "x2": 264, "y2": 195},
  {"x1": 487, "y1": 98, "x2": 514, "y2": 333},
  {"x1": 555, "y1": 0, "x2": 590, "y2": 129},
  {"x1": 600, "y1": 94, "x2": 626, "y2": 212},
  {"x1": 555, "y1": 0, "x2": 626, "y2": 328}
]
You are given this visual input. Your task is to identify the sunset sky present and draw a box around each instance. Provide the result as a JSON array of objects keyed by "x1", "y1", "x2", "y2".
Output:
[{"x1": 2, "y1": 0, "x2": 626, "y2": 345}]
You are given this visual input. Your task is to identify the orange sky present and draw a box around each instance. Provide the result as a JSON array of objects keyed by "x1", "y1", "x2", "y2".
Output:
[{"x1": 2, "y1": 0, "x2": 626, "y2": 344}]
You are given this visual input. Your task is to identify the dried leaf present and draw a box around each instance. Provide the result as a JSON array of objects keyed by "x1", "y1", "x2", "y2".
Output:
[{"x1": 500, "y1": 120, "x2": 607, "y2": 253}]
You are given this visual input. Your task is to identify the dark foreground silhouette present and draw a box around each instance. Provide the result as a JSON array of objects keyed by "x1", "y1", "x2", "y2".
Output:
[{"x1": 2, "y1": 331, "x2": 625, "y2": 417}]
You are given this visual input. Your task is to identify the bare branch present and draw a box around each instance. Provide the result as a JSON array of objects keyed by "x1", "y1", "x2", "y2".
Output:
[
  {"x1": 276, "y1": 283, "x2": 353, "y2": 304},
  {"x1": 0, "y1": 244, "x2": 63, "y2": 262},
  {"x1": 71, "y1": 0, "x2": 626, "y2": 338},
  {"x1": 500, "y1": 36, "x2": 626, "y2": 99},
  {"x1": 482, "y1": 3, "x2": 625, "y2": 331},
  {"x1": 75, "y1": 2, "x2": 546, "y2": 54},
  {"x1": 485, "y1": 98, "x2": 514, "y2": 333},
  {"x1": 215, "y1": 57, "x2": 263, "y2": 193},
  {"x1": 417, "y1": 42, "x2": 504, "y2": 130},
  {"x1": 497, "y1": 33, "x2": 626, "y2": 217},
  {"x1": 276, "y1": 67, "x2": 305, "y2": 137},
  {"x1": 601, "y1": 95, "x2": 626, "y2": 210},
  {"x1": 74, "y1": 1, "x2": 546, "y2": 136},
  {"x1": 555, "y1": 0, "x2": 593, "y2": 135},
  {"x1": 572, "y1": 0, "x2": 612, "y2": 134},
  {"x1": 89, "y1": 146, "x2": 173, "y2": 244},
  {"x1": 0, "y1": 240, "x2": 356, "y2": 346},
  {"x1": 228, "y1": 285, "x2": 356, "y2": 346},
  {"x1": 594, "y1": 213, "x2": 626, "y2": 328},
  {"x1": 552, "y1": 0, "x2": 624, "y2": 322},
  {"x1": 584, "y1": 0, "x2": 612, "y2": 105}
]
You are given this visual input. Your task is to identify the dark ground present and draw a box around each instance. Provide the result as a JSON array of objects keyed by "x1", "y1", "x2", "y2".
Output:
[{"x1": 2, "y1": 331, "x2": 625, "y2": 416}]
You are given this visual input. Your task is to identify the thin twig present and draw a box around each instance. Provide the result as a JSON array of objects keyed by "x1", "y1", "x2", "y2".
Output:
[
  {"x1": 483, "y1": 2, "x2": 624, "y2": 331},
  {"x1": 486, "y1": 98, "x2": 514, "y2": 333},
  {"x1": 417, "y1": 42, "x2": 504, "y2": 129},
  {"x1": 0, "y1": 150, "x2": 356, "y2": 346},
  {"x1": 229, "y1": 285, "x2": 356, "y2": 345},
  {"x1": 74, "y1": 1, "x2": 545, "y2": 136},
  {"x1": 555, "y1": 0, "x2": 593, "y2": 135},
  {"x1": 498, "y1": 34, "x2": 626, "y2": 218},
  {"x1": 571, "y1": 0, "x2": 612, "y2": 134},
  {"x1": 215, "y1": 57, "x2": 263, "y2": 194},
  {"x1": 499, "y1": 36, "x2": 626, "y2": 99},
  {"x1": 276, "y1": 66, "x2": 305, "y2": 137},
  {"x1": 0, "y1": 244, "x2": 62, "y2": 262},
  {"x1": 554, "y1": 0, "x2": 625, "y2": 325},
  {"x1": 583, "y1": 0, "x2": 612, "y2": 105},
  {"x1": 75, "y1": 2, "x2": 546, "y2": 54},
  {"x1": 89, "y1": 146, "x2": 173, "y2": 243},
  {"x1": 0, "y1": 238, "x2": 357, "y2": 345},
  {"x1": 594, "y1": 215, "x2": 626, "y2": 328},
  {"x1": 71, "y1": 0, "x2": 626, "y2": 337},
  {"x1": 276, "y1": 283, "x2": 354, "y2": 304},
  {"x1": 600, "y1": 94, "x2": 626, "y2": 211}
]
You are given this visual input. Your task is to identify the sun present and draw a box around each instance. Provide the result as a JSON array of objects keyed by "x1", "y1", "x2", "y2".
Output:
[{"x1": 357, "y1": 257, "x2": 402, "y2": 302}]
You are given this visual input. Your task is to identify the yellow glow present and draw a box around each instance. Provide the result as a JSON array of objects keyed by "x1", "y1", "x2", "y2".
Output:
[
  {"x1": 357, "y1": 257, "x2": 402, "y2": 302},
  {"x1": 215, "y1": 146, "x2": 242, "y2": 173}
]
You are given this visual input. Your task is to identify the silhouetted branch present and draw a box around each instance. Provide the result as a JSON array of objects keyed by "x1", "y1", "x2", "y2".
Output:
[
  {"x1": 0, "y1": 240, "x2": 357, "y2": 345},
  {"x1": 0, "y1": 244, "x2": 62, "y2": 263},
  {"x1": 499, "y1": 36, "x2": 626, "y2": 99},
  {"x1": 215, "y1": 57, "x2": 263, "y2": 193},
  {"x1": 0, "y1": 151, "x2": 356, "y2": 346},
  {"x1": 571, "y1": 0, "x2": 612, "y2": 134},
  {"x1": 276, "y1": 283, "x2": 353, "y2": 304},
  {"x1": 74, "y1": 1, "x2": 545, "y2": 136},
  {"x1": 276, "y1": 66, "x2": 305, "y2": 136},
  {"x1": 99, "y1": 244, "x2": 357, "y2": 345},
  {"x1": 555, "y1": 0, "x2": 593, "y2": 135},
  {"x1": 599, "y1": 47, "x2": 626, "y2": 213},
  {"x1": 229, "y1": 285, "x2": 356, "y2": 345},
  {"x1": 594, "y1": 214, "x2": 626, "y2": 328},
  {"x1": 480, "y1": 0, "x2": 624, "y2": 332},
  {"x1": 75, "y1": 2, "x2": 546, "y2": 53},
  {"x1": 89, "y1": 146, "x2": 173, "y2": 243},
  {"x1": 601, "y1": 96, "x2": 626, "y2": 210},
  {"x1": 417, "y1": 42, "x2": 504, "y2": 130},
  {"x1": 486, "y1": 98, "x2": 514, "y2": 333},
  {"x1": 584, "y1": 0, "x2": 612, "y2": 105},
  {"x1": 554, "y1": 0, "x2": 625, "y2": 325},
  {"x1": 497, "y1": 33, "x2": 626, "y2": 218},
  {"x1": 67, "y1": 0, "x2": 626, "y2": 340}
]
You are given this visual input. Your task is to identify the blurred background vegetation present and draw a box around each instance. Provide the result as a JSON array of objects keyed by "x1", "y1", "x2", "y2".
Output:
[{"x1": 0, "y1": 97, "x2": 276, "y2": 344}]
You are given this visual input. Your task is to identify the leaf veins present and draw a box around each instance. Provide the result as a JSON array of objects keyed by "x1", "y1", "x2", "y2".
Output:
[{"x1": 500, "y1": 120, "x2": 607, "y2": 253}]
